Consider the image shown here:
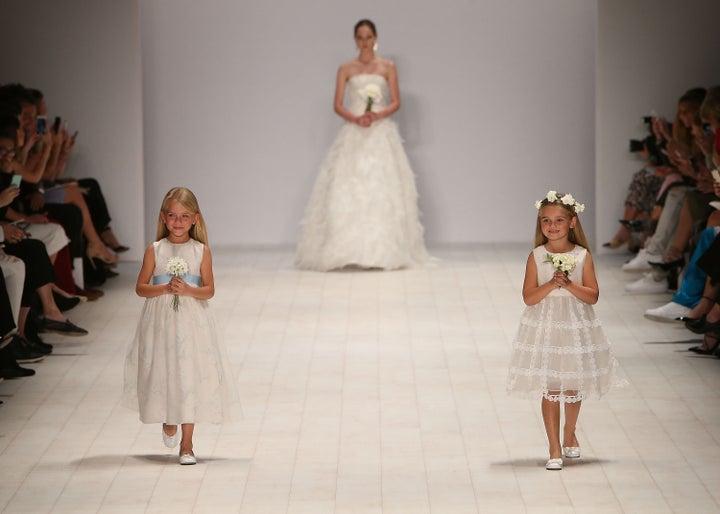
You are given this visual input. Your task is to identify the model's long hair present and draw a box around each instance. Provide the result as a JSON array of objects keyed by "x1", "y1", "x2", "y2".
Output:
[
  {"x1": 155, "y1": 187, "x2": 209, "y2": 245},
  {"x1": 534, "y1": 197, "x2": 590, "y2": 250}
]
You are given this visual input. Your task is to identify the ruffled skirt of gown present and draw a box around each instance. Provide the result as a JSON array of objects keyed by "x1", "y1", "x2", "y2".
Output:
[{"x1": 296, "y1": 118, "x2": 428, "y2": 271}]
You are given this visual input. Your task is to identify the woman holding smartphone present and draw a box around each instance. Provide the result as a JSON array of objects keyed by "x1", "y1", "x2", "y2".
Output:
[{"x1": 295, "y1": 19, "x2": 429, "y2": 271}]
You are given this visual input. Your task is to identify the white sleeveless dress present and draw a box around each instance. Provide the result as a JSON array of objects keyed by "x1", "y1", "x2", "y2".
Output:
[
  {"x1": 123, "y1": 238, "x2": 238, "y2": 424},
  {"x1": 296, "y1": 73, "x2": 429, "y2": 271},
  {"x1": 507, "y1": 246, "x2": 623, "y2": 403}
]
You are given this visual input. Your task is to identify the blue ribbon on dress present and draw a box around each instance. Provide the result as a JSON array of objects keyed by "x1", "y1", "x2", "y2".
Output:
[{"x1": 151, "y1": 274, "x2": 202, "y2": 287}]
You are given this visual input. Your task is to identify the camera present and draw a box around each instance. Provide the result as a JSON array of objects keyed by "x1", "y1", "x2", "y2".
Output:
[{"x1": 629, "y1": 115, "x2": 669, "y2": 166}]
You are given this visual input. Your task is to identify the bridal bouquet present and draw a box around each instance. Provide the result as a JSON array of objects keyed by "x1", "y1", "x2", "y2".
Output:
[
  {"x1": 362, "y1": 83, "x2": 383, "y2": 112},
  {"x1": 165, "y1": 256, "x2": 189, "y2": 311},
  {"x1": 544, "y1": 253, "x2": 577, "y2": 276}
]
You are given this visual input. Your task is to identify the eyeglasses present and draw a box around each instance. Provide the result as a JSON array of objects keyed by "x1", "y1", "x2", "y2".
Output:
[{"x1": 0, "y1": 147, "x2": 16, "y2": 157}]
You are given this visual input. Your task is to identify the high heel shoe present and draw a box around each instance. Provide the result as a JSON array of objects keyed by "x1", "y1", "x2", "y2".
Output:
[
  {"x1": 683, "y1": 314, "x2": 707, "y2": 333},
  {"x1": 692, "y1": 318, "x2": 720, "y2": 335},
  {"x1": 86, "y1": 244, "x2": 117, "y2": 269},
  {"x1": 688, "y1": 333, "x2": 720, "y2": 355},
  {"x1": 603, "y1": 239, "x2": 627, "y2": 249}
]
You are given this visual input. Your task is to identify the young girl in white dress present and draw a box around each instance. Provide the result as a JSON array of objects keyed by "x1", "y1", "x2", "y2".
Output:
[
  {"x1": 296, "y1": 19, "x2": 428, "y2": 271},
  {"x1": 124, "y1": 187, "x2": 237, "y2": 465},
  {"x1": 507, "y1": 191, "x2": 623, "y2": 470}
]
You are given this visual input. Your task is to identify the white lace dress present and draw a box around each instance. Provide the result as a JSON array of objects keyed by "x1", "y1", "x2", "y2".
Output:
[
  {"x1": 123, "y1": 238, "x2": 238, "y2": 424},
  {"x1": 296, "y1": 73, "x2": 429, "y2": 271},
  {"x1": 507, "y1": 245, "x2": 623, "y2": 403}
]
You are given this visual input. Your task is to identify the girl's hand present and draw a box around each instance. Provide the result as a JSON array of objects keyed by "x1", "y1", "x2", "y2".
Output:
[
  {"x1": 0, "y1": 186, "x2": 20, "y2": 208},
  {"x1": 552, "y1": 270, "x2": 570, "y2": 288},
  {"x1": 168, "y1": 276, "x2": 188, "y2": 296}
]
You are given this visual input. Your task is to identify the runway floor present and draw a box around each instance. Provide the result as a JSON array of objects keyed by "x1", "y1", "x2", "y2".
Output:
[{"x1": 1, "y1": 244, "x2": 719, "y2": 513}]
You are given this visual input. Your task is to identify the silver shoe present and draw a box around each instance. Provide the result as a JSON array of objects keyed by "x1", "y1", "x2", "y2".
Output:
[
  {"x1": 162, "y1": 425, "x2": 180, "y2": 448},
  {"x1": 545, "y1": 458, "x2": 563, "y2": 470},
  {"x1": 179, "y1": 452, "x2": 197, "y2": 465},
  {"x1": 563, "y1": 446, "x2": 581, "y2": 459}
]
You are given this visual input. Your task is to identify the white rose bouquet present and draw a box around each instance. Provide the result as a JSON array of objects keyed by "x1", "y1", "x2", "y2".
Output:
[
  {"x1": 362, "y1": 83, "x2": 383, "y2": 113},
  {"x1": 544, "y1": 253, "x2": 577, "y2": 276},
  {"x1": 165, "y1": 256, "x2": 189, "y2": 311}
]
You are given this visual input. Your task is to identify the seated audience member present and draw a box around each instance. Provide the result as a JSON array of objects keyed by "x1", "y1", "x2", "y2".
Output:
[
  {"x1": 0, "y1": 84, "x2": 117, "y2": 267},
  {"x1": 623, "y1": 88, "x2": 707, "y2": 293},
  {"x1": 29, "y1": 88, "x2": 128, "y2": 254},
  {"x1": 684, "y1": 231, "x2": 720, "y2": 356},
  {"x1": 605, "y1": 121, "x2": 664, "y2": 250},
  {"x1": 0, "y1": 126, "x2": 88, "y2": 345}
]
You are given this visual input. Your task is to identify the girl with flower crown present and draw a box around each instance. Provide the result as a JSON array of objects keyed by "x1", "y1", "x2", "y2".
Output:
[
  {"x1": 123, "y1": 187, "x2": 238, "y2": 465},
  {"x1": 507, "y1": 190, "x2": 623, "y2": 470}
]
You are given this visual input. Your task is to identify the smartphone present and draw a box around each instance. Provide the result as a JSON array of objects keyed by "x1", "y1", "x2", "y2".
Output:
[
  {"x1": 36, "y1": 116, "x2": 47, "y2": 134},
  {"x1": 10, "y1": 174, "x2": 22, "y2": 187},
  {"x1": 62, "y1": 120, "x2": 68, "y2": 131},
  {"x1": 52, "y1": 116, "x2": 61, "y2": 133}
]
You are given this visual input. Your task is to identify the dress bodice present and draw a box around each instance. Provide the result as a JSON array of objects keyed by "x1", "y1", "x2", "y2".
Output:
[
  {"x1": 345, "y1": 74, "x2": 390, "y2": 116},
  {"x1": 533, "y1": 245, "x2": 587, "y2": 297},
  {"x1": 152, "y1": 238, "x2": 205, "y2": 286}
]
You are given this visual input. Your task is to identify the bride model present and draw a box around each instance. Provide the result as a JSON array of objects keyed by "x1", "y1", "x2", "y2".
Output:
[{"x1": 295, "y1": 19, "x2": 429, "y2": 271}]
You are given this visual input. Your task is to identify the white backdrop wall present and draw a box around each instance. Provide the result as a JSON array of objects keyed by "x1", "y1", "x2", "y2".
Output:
[
  {"x1": 596, "y1": 0, "x2": 720, "y2": 253},
  {"x1": 0, "y1": 0, "x2": 145, "y2": 261},
  {"x1": 141, "y1": 0, "x2": 597, "y2": 247}
]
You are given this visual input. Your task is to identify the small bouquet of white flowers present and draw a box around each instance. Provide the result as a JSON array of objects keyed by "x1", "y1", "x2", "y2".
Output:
[
  {"x1": 362, "y1": 83, "x2": 383, "y2": 113},
  {"x1": 165, "y1": 256, "x2": 189, "y2": 311},
  {"x1": 544, "y1": 253, "x2": 577, "y2": 276}
]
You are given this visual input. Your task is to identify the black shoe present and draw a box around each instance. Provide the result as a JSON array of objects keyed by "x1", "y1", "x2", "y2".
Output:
[
  {"x1": 648, "y1": 258, "x2": 684, "y2": 271},
  {"x1": 8, "y1": 335, "x2": 45, "y2": 363},
  {"x1": 692, "y1": 318, "x2": 720, "y2": 335},
  {"x1": 0, "y1": 364, "x2": 36, "y2": 379},
  {"x1": 52, "y1": 291, "x2": 81, "y2": 312},
  {"x1": 688, "y1": 334, "x2": 720, "y2": 355},
  {"x1": 0, "y1": 345, "x2": 36, "y2": 378},
  {"x1": 25, "y1": 336, "x2": 52, "y2": 355},
  {"x1": 104, "y1": 268, "x2": 119, "y2": 279},
  {"x1": 36, "y1": 317, "x2": 88, "y2": 336},
  {"x1": 24, "y1": 331, "x2": 53, "y2": 353},
  {"x1": 684, "y1": 314, "x2": 707, "y2": 333}
]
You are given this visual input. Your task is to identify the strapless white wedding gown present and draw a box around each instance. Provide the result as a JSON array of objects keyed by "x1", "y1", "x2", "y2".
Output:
[{"x1": 296, "y1": 73, "x2": 429, "y2": 271}]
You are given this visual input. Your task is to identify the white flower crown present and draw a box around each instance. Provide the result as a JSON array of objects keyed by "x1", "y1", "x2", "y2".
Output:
[{"x1": 534, "y1": 190, "x2": 585, "y2": 214}]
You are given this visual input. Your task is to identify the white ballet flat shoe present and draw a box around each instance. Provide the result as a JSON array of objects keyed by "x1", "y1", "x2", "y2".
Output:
[
  {"x1": 179, "y1": 452, "x2": 197, "y2": 465},
  {"x1": 563, "y1": 446, "x2": 581, "y2": 459},
  {"x1": 545, "y1": 458, "x2": 563, "y2": 470},
  {"x1": 162, "y1": 425, "x2": 180, "y2": 449}
]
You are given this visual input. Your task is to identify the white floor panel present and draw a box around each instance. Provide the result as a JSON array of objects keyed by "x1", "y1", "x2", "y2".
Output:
[{"x1": 1, "y1": 244, "x2": 718, "y2": 513}]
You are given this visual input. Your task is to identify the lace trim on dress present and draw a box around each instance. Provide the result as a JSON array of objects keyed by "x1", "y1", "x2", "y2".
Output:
[
  {"x1": 510, "y1": 341, "x2": 612, "y2": 354},
  {"x1": 543, "y1": 391, "x2": 584, "y2": 403}
]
